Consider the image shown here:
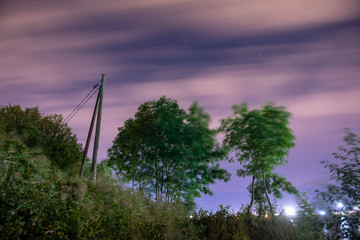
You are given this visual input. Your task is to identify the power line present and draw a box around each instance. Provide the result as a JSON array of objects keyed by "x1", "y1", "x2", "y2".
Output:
[
  {"x1": 64, "y1": 83, "x2": 99, "y2": 124},
  {"x1": 65, "y1": 86, "x2": 99, "y2": 124},
  {"x1": 64, "y1": 84, "x2": 98, "y2": 123}
]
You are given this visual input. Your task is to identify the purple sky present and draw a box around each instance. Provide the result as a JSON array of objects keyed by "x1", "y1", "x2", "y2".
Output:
[{"x1": 1, "y1": 0, "x2": 359, "y2": 211}]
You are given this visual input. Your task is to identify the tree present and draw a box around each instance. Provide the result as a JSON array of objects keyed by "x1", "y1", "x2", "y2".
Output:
[
  {"x1": 107, "y1": 96, "x2": 230, "y2": 207},
  {"x1": 0, "y1": 105, "x2": 82, "y2": 170},
  {"x1": 317, "y1": 129, "x2": 360, "y2": 239},
  {"x1": 220, "y1": 103, "x2": 297, "y2": 215}
]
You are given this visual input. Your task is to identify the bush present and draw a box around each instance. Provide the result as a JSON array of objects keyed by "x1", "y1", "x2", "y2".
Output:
[
  {"x1": 191, "y1": 205, "x2": 301, "y2": 240},
  {"x1": 0, "y1": 139, "x2": 193, "y2": 239},
  {"x1": 191, "y1": 205, "x2": 248, "y2": 240}
]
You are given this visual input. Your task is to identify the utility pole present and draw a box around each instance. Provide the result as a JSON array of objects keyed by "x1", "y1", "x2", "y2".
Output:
[
  {"x1": 79, "y1": 91, "x2": 99, "y2": 179},
  {"x1": 91, "y1": 74, "x2": 105, "y2": 184}
]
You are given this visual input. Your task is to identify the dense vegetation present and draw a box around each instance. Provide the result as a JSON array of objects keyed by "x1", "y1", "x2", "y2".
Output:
[
  {"x1": 0, "y1": 105, "x2": 82, "y2": 171},
  {"x1": 1, "y1": 103, "x2": 358, "y2": 239},
  {"x1": 0, "y1": 141, "x2": 193, "y2": 239},
  {"x1": 0, "y1": 105, "x2": 193, "y2": 239}
]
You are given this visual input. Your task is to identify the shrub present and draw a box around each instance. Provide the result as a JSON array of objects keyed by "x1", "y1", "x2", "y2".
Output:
[{"x1": 0, "y1": 140, "x2": 194, "y2": 239}]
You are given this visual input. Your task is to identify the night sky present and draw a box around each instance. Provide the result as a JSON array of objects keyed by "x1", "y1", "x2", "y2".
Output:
[{"x1": 1, "y1": 0, "x2": 359, "y2": 211}]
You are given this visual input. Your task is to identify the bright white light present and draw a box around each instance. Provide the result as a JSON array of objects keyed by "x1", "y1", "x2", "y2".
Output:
[
  {"x1": 284, "y1": 206, "x2": 296, "y2": 216},
  {"x1": 337, "y1": 202, "x2": 344, "y2": 208},
  {"x1": 319, "y1": 210, "x2": 326, "y2": 216}
]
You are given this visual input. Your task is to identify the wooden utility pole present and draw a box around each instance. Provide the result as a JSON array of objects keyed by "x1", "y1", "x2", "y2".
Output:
[
  {"x1": 78, "y1": 74, "x2": 105, "y2": 181},
  {"x1": 91, "y1": 74, "x2": 105, "y2": 183},
  {"x1": 79, "y1": 91, "x2": 99, "y2": 179}
]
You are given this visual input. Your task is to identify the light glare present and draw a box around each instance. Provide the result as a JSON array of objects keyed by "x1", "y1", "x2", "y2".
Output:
[
  {"x1": 285, "y1": 207, "x2": 296, "y2": 216},
  {"x1": 319, "y1": 210, "x2": 326, "y2": 215}
]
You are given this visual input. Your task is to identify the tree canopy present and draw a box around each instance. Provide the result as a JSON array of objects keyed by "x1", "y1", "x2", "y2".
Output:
[
  {"x1": 220, "y1": 103, "x2": 297, "y2": 215},
  {"x1": 107, "y1": 96, "x2": 230, "y2": 207},
  {"x1": 0, "y1": 105, "x2": 82, "y2": 170}
]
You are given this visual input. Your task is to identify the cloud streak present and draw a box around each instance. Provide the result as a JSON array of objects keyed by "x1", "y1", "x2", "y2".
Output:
[{"x1": 0, "y1": 0, "x2": 359, "y2": 210}]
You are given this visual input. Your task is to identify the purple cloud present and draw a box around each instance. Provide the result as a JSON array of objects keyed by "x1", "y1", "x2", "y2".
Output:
[{"x1": 0, "y1": 0, "x2": 359, "y2": 210}]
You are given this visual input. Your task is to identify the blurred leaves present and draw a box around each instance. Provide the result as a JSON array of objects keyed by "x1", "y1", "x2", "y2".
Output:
[
  {"x1": 220, "y1": 102, "x2": 297, "y2": 216},
  {"x1": 107, "y1": 96, "x2": 230, "y2": 207},
  {"x1": 317, "y1": 129, "x2": 360, "y2": 239},
  {"x1": 0, "y1": 105, "x2": 82, "y2": 170},
  {"x1": 294, "y1": 193, "x2": 325, "y2": 240},
  {"x1": 0, "y1": 103, "x2": 333, "y2": 239},
  {"x1": 0, "y1": 134, "x2": 193, "y2": 239}
]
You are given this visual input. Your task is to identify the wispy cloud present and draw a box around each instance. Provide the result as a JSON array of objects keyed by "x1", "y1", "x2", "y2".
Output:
[{"x1": 0, "y1": 0, "x2": 359, "y2": 210}]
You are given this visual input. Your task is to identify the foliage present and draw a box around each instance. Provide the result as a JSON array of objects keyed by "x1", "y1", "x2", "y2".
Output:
[
  {"x1": 220, "y1": 103, "x2": 297, "y2": 215},
  {"x1": 317, "y1": 129, "x2": 360, "y2": 239},
  {"x1": 0, "y1": 138, "x2": 194, "y2": 239},
  {"x1": 37, "y1": 114, "x2": 83, "y2": 170},
  {"x1": 1, "y1": 103, "x2": 335, "y2": 239},
  {"x1": 0, "y1": 105, "x2": 82, "y2": 170},
  {"x1": 294, "y1": 193, "x2": 325, "y2": 240},
  {"x1": 1, "y1": 139, "x2": 71, "y2": 238},
  {"x1": 191, "y1": 205, "x2": 249, "y2": 240},
  {"x1": 191, "y1": 205, "x2": 301, "y2": 240},
  {"x1": 244, "y1": 214, "x2": 299, "y2": 240},
  {"x1": 108, "y1": 96, "x2": 230, "y2": 207},
  {"x1": 0, "y1": 105, "x2": 42, "y2": 147},
  {"x1": 0, "y1": 127, "x2": 322, "y2": 240}
]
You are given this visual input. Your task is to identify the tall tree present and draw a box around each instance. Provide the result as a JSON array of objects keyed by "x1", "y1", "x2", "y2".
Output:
[
  {"x1": 107, "y1": 96, "x2": 230, "y2": 207},
  {"x1": 220, "y1": 103, "x2": 297, "y2": 215},
  {"x1": 317, "y1": 129, "x2": 360, "y2": 239}
]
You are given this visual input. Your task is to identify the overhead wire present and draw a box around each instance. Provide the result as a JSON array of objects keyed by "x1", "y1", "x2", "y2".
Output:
[
  {"x1": 65, "y1": 86, "x2": 99, "y2": 124},
  {"x1": 64, "y1": 83, "x2": 100, "y2": 124}
]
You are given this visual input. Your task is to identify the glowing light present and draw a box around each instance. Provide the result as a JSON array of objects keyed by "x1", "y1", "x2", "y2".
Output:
[
  {"x1": 319, "y1": 210, "x2": 326, "y2": 216},
  {"x1": 284, "y1": 207, "x2": 296, "y2": 216},
  {"x1": 337, "y1": 202, "x2": 344, "y2": 208}
]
